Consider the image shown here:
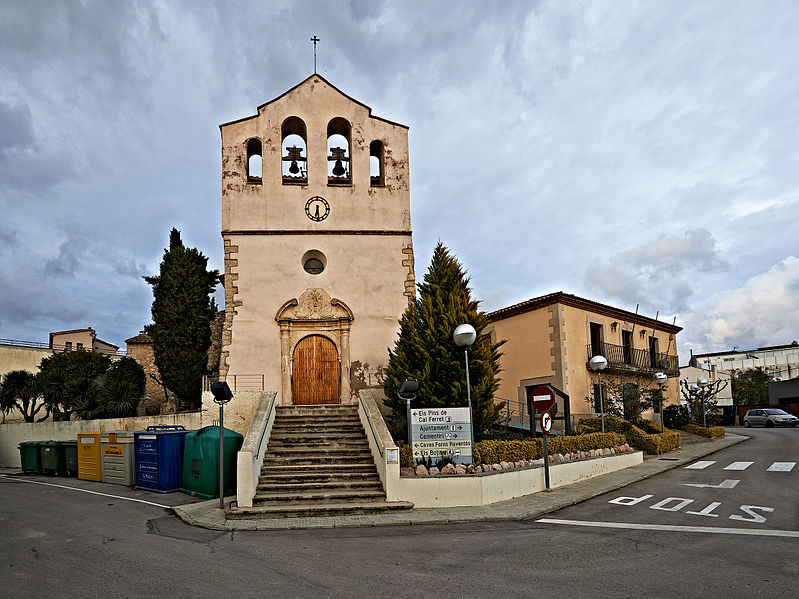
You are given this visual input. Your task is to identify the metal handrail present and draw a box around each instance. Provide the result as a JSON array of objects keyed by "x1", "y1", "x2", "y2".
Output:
[
  {"x1": 0, "y1": 338, "x2": 126, "y2": 356},
  {"x1": 585, "y1": 342, "x2": 678, "y2": 375},
  {"x1": 203, "y1": 374, "x2": 265, "y2": 392}
]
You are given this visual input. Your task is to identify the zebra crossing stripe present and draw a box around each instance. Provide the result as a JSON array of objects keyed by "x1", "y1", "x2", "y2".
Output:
[
  {"x1": 767, "y1": 462, "x2": 796, "y2": 472},
  {"x1": 685, "y1": 461, "x2": 715, "y2": 470},
  {"x1": 723, "y1": 462, "x2": 753, "y2": 471}
]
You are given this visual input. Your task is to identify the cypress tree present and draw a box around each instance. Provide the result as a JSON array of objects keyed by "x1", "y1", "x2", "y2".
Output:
[
  {"x1": 383, "y1": 242, "x2": 503, "y2": 441},
  {"x1": 144, "y1": 228, "x2": 219, "y2": 410}
]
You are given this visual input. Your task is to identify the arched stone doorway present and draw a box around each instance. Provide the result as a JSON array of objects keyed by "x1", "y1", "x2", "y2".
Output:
[
  {"x1": 275, "y1": 288, "x2": 354, "y2": 405},
  {"x1": 292, "y1": 335, "x2": 340, "y2": 404}
]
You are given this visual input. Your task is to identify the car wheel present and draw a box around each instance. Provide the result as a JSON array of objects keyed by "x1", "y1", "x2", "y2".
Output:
[
  {"x1": 743, "y1": 421, "x2": 751, "y2": 427},
  {"x1": 765, "y1": 420, "x2": 774, "y2": 428}
]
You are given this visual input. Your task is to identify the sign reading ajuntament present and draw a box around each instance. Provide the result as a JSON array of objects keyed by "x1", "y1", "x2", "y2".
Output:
[{"x1": 410, "y1": 407, "x2": 472, "y2": 461}]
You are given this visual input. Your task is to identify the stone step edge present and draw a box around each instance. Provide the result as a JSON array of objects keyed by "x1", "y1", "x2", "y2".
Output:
[{"x1": 226, "y1": 501, "x2": 415, "y2": 520}]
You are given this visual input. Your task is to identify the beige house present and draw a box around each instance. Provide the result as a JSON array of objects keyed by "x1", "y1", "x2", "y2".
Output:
[
  {"x1": 486, "y1": 292, "x2": 681, "y2": 432},
  {"x1": 49, "y1": 328, "x2": 118, "y2": 355},
  {"x1": 218, "y1": 75, "x2": 414, "y2": 405}
]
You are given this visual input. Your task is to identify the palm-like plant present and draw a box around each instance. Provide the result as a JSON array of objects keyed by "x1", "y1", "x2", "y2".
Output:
[{"x1": 0, "y1": 370, "x2": 49, "y2": 422}]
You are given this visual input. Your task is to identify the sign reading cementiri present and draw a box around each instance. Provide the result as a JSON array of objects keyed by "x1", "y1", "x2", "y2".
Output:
[{"x1": 411, "y1": 407, "x2": 472, "y2": 462}]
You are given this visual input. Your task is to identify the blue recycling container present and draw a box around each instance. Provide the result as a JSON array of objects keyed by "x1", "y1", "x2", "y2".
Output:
[{"x1": 134, "y1": 425, "x2": 190, "y2": 493}]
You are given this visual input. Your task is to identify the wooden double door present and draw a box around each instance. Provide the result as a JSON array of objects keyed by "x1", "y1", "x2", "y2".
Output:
[{"x1": 291, "y1": 335, "x2": 340, "y2": 405}]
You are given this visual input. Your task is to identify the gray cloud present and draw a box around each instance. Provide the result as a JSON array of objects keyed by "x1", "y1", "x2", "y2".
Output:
[
  {"x1": 0, "y1": 1, "x2": 797, "y2": 356},
  {"x1": 0, "y1": 98, "x2": 34, "y2": 154},
  {"x1": 680, "y1": 256, "x2": 799, "y2": 354},
  {"x1": 584, "y1": 229, "x2": 727, "y2": 313}
]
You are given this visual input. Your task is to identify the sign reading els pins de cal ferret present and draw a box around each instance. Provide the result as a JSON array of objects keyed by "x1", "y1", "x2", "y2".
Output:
[{"x1": 410, "y1": 407, "x2": 472, "y2": 460}]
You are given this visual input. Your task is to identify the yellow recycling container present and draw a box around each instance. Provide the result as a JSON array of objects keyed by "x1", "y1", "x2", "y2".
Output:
[{"x1": 77, "y1": 432, "x2": 102, "y2": 481}]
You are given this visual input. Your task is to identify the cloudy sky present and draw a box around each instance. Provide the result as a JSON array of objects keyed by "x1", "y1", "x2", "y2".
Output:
[{"x1": 1, "y1": 1, "x2": 798, "y2": 359}]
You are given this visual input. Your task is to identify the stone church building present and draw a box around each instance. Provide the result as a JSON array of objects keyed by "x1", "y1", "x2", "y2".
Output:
[{"x1": 218, "y1": 75, "x2": 414, "y2": 405}]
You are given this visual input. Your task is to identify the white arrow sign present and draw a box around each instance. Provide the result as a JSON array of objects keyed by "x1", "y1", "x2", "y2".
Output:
[{"x1": 682, "y1": 479, "x2": 740, "y2": 489}]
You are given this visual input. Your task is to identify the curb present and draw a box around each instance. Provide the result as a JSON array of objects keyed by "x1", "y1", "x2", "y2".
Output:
[{"x1": 172, "y1": 434, "x2": 749, "y2": 531}]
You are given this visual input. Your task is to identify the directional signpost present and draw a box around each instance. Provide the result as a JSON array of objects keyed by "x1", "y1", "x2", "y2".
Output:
[
  {"x1": 529, "y1": 386, "x2": 557, "y2": 491},
  {"x1": 540, "y1": 408, "x2": 553, "y2": 490},
  {"x1": 411, "y1": 407, "x2": 472, "y2": 464}
]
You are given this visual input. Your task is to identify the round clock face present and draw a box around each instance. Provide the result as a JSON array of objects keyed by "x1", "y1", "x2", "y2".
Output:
[{"x1": 305, "y1": 196, "x2": 330, "y2": 222}]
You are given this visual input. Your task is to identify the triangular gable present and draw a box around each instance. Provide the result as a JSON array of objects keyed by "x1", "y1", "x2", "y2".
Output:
[{"x1": 220, "y1": 74, "x2": 408, "y2": 130}]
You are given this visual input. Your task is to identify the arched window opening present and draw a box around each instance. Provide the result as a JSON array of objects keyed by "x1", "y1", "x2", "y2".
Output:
[
  {"x1": 282, "y1": 116, "x2": 307, "y2": 185},
  {"x1": 327, "y1": 117, "x2": 351, "y2": 186},
  {"x1": 246, "y1": 138, "x2": 262, "y2": 183},
  {"x1": 369, "y1": 140, "x2": 384, "y2": 186}
]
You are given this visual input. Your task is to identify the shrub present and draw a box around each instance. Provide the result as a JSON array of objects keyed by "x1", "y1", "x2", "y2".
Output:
[
  {"x1": 474, "y1": 439, "x2": 540, "y2": 464},
  {"x1": 625, "y1": 426, "x2": 681, "y2": 454},
  {"x1": 683, "y1": 424, "x2": 725, "y2": 439},
  {"x1": 664, "y1": 404, "x2": 690, "y2": 429},
  {"x1": 576, "y1": 416, "x2": 633, "y2": 435},
  {"x1": 638, "y1": 418, "x2": 664, "y2": 434},
  {"x1": 397, "y1": 441, "x2": 413, "y2": 468},
  {"x1": 473, "y1": 432, "x2": 627, "y2": 464},
  {"x1": 578, "y1": 416, "x2": 679, "y2": 455}
]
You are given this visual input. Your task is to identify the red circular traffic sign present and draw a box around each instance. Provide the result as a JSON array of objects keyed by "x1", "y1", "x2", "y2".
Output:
[
  {"x1": 529, "y1": 385, "x2": 556, "y2": 411},
  {"x1": 540, "y1": 410, "x2": 553, "y2": 435}
]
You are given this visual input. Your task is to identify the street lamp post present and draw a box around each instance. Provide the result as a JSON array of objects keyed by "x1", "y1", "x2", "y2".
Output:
[
  {"x1": 397, "y1": 379, "x2": 419, "y2": 446},
  {"x1": 697, "y1": 377, "x2": 710, "y2": 427},
  {"x1": 653, "y1": 372, "x2": 668, "y2": 432},
  {"x1": 589, "y1": 355, "x2": 608, "y2": 433},
  {"x1": 453, "y1": 324, "x2": 477, "y2": 452}
]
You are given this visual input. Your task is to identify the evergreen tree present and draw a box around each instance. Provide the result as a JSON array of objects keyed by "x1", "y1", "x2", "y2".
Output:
[
  {"x1": 144, "y1": 228, "x2": 219, "y2": 410},
  {"x1": 383, "y1": 243, "x2": 503, "y2": 441}
]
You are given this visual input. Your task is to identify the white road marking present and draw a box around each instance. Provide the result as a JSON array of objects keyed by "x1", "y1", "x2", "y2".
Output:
[
  {"x1": 649, "y1": 497, "x2": 693, "y2": 512},
  {"x1": 686, "y1": 501, "x2": 722, "y2": 518},
  {"x1": 685, "y1": 461, "x2": 716, "y2": 470},
  {"x1": 767, "y1": 462, "x2": 796, "y2": 472},
  {"x1": 682, "y1": 479, "x2": 740, "y2": 489},
  {"x1": 723, "y1": 461, "x2": 753, "y2": 471},
  {"x1": 536, "y1": 518, "x2": 799, "y2": 538},
  {"x1": 0, "y1": 475, "x2": 171, "y2": 509}
]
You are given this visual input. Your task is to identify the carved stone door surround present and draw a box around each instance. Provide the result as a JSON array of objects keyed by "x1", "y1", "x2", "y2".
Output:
[{"x1": 275, "y1": 288, "x2": 354, "y2": 405}]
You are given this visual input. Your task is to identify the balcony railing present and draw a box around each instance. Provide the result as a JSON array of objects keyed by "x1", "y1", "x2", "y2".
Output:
[{"x1": 586, "y1": 342, "x2": 678, "y2": 376}]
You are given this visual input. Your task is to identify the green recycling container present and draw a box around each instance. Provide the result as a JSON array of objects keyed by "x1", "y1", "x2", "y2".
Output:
[
  {"x1": 180, "y1": 426, "x2": 243, "y2": 499},
  {"x1": 18, "y1": 441, "x2": 43, "y2": 473},
  {"x1": 61, "y1": 440, "x2": 78, "y2": 477},
  {"x1": 40, "y1": 441, "x2": 67, "y2": 476}
]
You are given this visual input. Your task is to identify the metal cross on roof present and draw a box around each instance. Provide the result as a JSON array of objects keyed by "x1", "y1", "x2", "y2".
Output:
[{"x1": 311, "y1": 35, "x2": 320, "y2": 73}]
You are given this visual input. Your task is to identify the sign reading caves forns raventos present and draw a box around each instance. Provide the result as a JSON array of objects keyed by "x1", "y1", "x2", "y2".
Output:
[{"x1": 411, "y1": 407, "x2": 472, "y2": 461}]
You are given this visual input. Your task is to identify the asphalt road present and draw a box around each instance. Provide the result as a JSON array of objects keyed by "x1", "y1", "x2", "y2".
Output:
[{"x1": 1, "y1": 428, "x2": 796, "y2": 598}]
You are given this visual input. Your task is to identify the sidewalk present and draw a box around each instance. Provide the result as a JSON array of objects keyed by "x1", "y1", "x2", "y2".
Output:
[{"x1": 173, "y1": 432, "x2": 748, "y2": 531}]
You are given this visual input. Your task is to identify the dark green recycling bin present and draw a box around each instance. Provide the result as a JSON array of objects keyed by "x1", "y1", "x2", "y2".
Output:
[
  {"x1": 180, "y1": 426, "x2": 243, "y2": 499},
  {"x1": 40, "y1": 441, "x2": 67, "y2": 476},
  {"x1": 61, "y1": 440, "x2": 78, "y2": 477},
  {"x1": 18, "y1": 441, "x2": 42, "y2": 473}
]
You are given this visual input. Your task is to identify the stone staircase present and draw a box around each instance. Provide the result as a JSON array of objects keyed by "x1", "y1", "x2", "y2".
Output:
[{"x1": 226, "y1": 404, "x2": 413, "y2": 519}]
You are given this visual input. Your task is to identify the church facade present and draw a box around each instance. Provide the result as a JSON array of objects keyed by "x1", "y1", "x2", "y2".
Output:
[{"x1": 218, "y1": 75, "x2": 414, "y2": 405}]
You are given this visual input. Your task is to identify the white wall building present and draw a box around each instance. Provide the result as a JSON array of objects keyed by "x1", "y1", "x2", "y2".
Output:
[{"x1": 689, "y1": 342, "x2": 799, "y2": 381}]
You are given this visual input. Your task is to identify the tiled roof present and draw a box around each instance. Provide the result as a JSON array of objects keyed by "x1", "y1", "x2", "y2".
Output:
[
  {"x1": 125, "y1": 333, "x2": 152, "y2": 344},
  {"x1": 486, "y1": 291, "x2": 682, "y2": 334}
]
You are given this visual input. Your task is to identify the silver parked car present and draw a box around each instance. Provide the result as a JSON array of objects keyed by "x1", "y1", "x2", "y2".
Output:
[{"x1": 743, "y1": 408, "x2": 799, "y2": 427}]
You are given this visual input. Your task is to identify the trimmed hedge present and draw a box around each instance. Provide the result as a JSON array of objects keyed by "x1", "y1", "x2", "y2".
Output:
[
  {"x1": 625, "y1": 426, "x2": 681, "y2": 454},
  {"x1": 578, "y1": 416, "x2": 680, "y2": 455},
  {"x1": 472, "y1": 432, "x2": 627, "y2": 465},
  {"x1": 683, "y1": 424, "x2": 726, "y2": 439}
]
